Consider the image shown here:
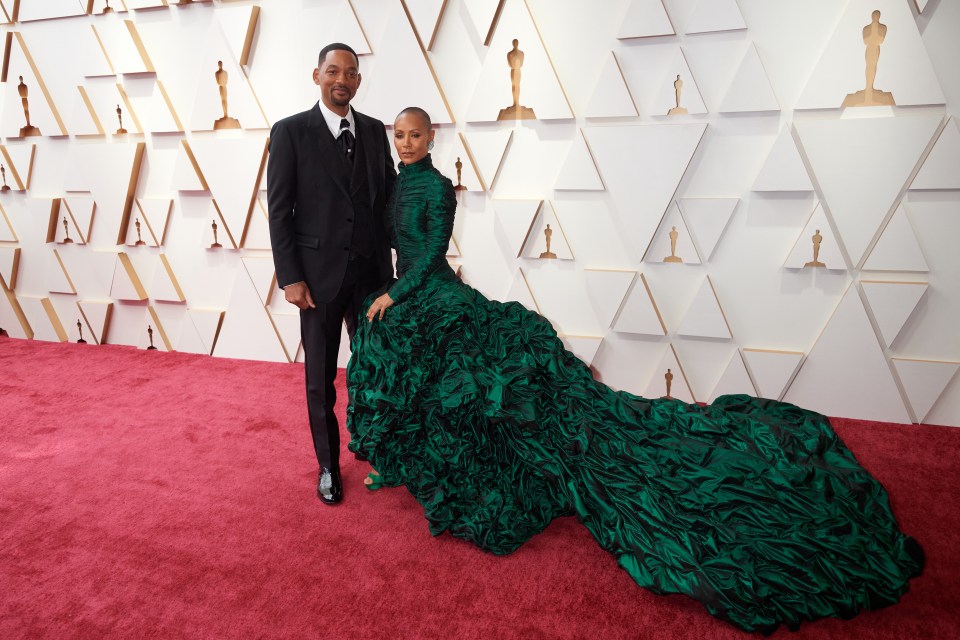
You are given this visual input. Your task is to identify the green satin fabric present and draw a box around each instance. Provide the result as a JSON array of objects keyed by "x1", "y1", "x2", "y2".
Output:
[{"x1": 346, "y1": 155, "x2": 923, "y2": 633}]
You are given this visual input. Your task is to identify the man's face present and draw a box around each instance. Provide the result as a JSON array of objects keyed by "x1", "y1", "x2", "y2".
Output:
[{"x1": 313, "y1": 49, "x2": 361, "y2": 112}]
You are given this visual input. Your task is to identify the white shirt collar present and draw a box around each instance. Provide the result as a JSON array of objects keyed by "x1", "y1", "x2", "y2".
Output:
[{"x1": 317, "y1": 100, "x2": 355, "y2": 139}]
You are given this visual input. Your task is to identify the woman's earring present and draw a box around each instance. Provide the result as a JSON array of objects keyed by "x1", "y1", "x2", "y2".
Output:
[{"x1": 428, "y1": 140, "x2": 435, "y2": 151}]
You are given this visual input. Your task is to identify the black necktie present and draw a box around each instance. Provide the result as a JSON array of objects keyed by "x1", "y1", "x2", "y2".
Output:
[{"x1": 338, "y1": 118, "x2": 354, "y2": 162}]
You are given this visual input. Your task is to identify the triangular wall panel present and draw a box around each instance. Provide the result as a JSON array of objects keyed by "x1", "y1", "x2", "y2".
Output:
[
  {"x1": 862, "y1": 204, "x2": 928, "y2": 272},
  {"x1": 861, "y1": 280, "x2": 928, "y2": 348},
  {"x1": 893, "y1": 358, "x2": 959, "y2": 423}
]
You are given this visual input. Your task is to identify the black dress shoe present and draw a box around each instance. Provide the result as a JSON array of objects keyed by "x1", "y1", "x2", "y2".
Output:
[{"x1": 317, "y1": 467, "x2": 343, "y2": 505}]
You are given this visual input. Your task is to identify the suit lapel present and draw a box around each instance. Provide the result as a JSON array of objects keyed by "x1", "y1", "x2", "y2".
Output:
[
  {"x1": 306, "y1": 104, "x2": 351, "y2": 195},
  {"x1": 354, "y1": 110, "x2": 381, "y2": 205}
]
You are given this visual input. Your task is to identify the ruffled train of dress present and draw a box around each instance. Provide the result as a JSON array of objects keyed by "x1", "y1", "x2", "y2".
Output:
[{"x1": 346, "y1": 274, "x2": 924, "y2": 633}]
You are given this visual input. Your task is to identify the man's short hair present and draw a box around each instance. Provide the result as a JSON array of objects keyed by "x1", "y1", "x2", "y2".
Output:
[{"x1": 318, "y1": 43, "x2": 359, "y2": 69}]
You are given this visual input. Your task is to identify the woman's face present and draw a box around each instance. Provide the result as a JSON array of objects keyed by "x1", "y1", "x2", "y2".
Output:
[{"x1": 393, "y1": 113, "x2": 435, "y2": 165}]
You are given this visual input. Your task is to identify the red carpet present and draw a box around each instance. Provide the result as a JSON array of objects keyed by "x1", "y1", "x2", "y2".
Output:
[{"x1": 1, "y1": 337, "x2": 957, "y2": 639}]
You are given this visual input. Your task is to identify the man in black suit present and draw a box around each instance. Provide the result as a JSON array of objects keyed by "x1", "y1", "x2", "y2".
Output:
[{"x1": 267, "y1": 43, "x2": 396, "y2": 505}]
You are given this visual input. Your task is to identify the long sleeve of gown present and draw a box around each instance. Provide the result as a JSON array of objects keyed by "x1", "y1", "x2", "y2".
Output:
[{"x1": 388, "y1": 174, "x2": 456, "y2": 303}]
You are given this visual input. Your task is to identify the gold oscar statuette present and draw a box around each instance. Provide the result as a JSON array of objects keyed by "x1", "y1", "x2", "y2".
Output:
[
  {"x1": 454, "y1": 157, "x2": 466, "y2": 192},
  {"x1": 663, "y1": 226, "x2": 682, "y2": 263},
  {"x1": 843, "y1": 11, "x2": 896, "y2": 108},
  {"x1": 102, "y1": 0, "x2": 114, "y2": 14},
  {"x1": 667, "y1": 75, "x2": 688, "y2": 116},
  {"x1": 497, "y1": 39, "x2": 537, "y2": 121},
  {"x1": 76, "y1": 319, "x2": 87, "y2": 344},
  {"x1": 18, "y1": 76, "x2": 41, "y2": 137},
  {"x1": 116, "y1": 104, "x2": 128, "y2": 135},
  {"x1": 213, "y1": 61, "x2": 242, "y2": 130},
  {"x1": 804, "y1": 229, "x2": 826, "y2": 268},
  {"x1": 539, "y1": 224, "x2": 557, "y2": 259},
  {"x1": 62, "y1": 217, "x2": 74, "y2": 244},
  {"x1": 664, "y1": 368, "x2": 673, "y2": 399},
  {"x1": 134, "y1": 218, "x2": 146, "y2": 246},
  {"x1": 210, "y1": 219, "x2": 223, "y2": 249},
  {"x1": 147, "y1": 325, "x2": 158, "y2": 350},
  {"x1": 0, "y1": 165, "x2": 10, "y2": 192}
]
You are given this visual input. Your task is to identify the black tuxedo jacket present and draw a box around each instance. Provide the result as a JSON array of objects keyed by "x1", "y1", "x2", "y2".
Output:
[{"x1": 267, "y1": 104, "x2": 396, "y2": 303}]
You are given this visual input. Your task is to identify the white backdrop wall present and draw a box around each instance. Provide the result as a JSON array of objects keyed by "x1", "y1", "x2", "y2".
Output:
[{"x1": 0, "y1": 0, "x2": 958, "y2": 426}]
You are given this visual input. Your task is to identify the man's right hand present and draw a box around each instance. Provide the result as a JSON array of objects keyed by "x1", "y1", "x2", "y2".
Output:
[{"x1": 284, "y1": 282, "x2": 316, "y2": 310}]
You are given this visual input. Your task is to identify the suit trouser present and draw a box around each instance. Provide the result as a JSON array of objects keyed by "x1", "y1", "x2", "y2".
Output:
[{"x1": 300, "y1": 256, "x2": 381, "y2": 471}]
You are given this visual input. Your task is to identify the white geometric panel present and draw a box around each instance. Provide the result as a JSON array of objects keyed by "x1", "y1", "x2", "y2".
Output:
[
  {"x1": 62, "y1": 197, "x2": 96, "y2": 245},
  {"x1": 554, "y1": 129, "x2": 604, "y2": 190},
  {"x1": 862, "y1": 204, "x2": 928, "y2": 272},
  {"x1": 520, "y1": 201, "x2": 574, "y2": 260},
  {"x1": 0, "y1": 143, "x2": 37, "y2": 191},
  {"x1": 742, "y1": 348, "x2": 803, "y2": 401},
  {"x1": 677, "y1": 276, "x2": 731, "y2": 339},
  {"x1": 796, "y1": 0, "x2": 945, "y2": 109},
  {"x1": 241, "y1": 255, "x2": 276, "y2": 307},
  {"x1": 214, "y1": 266, "x2": 287, "y2": 363},
  {"x1": 463, "y1": 0, "x2": 503, "y2": 44},
  {"x1": 405, "y1": 0, "x2": 447, "y2": 49},
  {"x1": 92, "y1": 17, "x2": 154, "y2": 75},
  {"x1": 584, "y1": 269, "x2": 635, "y2": 329},
  {"x1": 794, "y1": 114, "x2": 941, "y2": 266},
  {"x1": 17, "y1": 0, "x2": 85, "y2": 21},
  {"x1": 269, "y1": 309, "x2": 301, "y2": 363},
  {"x1": 584, "y1": 52, "x2": 639, "y2": 119},
  {"x1": 359, "y1": 0, "x2": 452, "y2": 125},
  {"x1": 524, "y1": 267, "x2": 598, "y2": 336},
  {"x1": 752, "y1": 126, "x2": 813, "y2": 192},
  {"x1": 684, "y1": 0, "x2": 746, "y2": 35},
  {"x1": 642, "y1": 344, "x2": 695, "y2": 403},
  {"x1": 643, "y1": 202, "x2": 701, "y2": 265},
  {"x1": 462, "y1": 129, "x2": 513, "y2": 191},
  {"x1": 612, "y1": 273, "x2": 666, "y2": 336},
  {"x1": 718, "y1": 43, "x2": 779, "y2": 114},
  {"x1": 18, "y1": 296, "x2": 68, "y2": 342},
  {"x1": 465, "y1": 0, "x2": 573, "y2": 121},
  {"x1": 910, "y1": 118, "x2": 960, "y2": 190},
  {"x1": 2, "y1": 33, "x2": 68, "y2": 137},
  {"x1": 0, "y1": 204, "x2": 18, "y2": 242},
  {"x1": 861, "y1": 280, "x2": 927, "y2": 348},
  {"x1": 188, "y1": 34, "x2": 269, "y2": 132},
  {"x1": 188, "y1": 134, "x2": 269, "y2": 249},
  {"x1": 584, "y1": 123, "x2": 706, "y2": 259},
  {"x1": 69, "y1": 141, "x2": 145, "y2": 246},
  {"x1": 677, "y1": 198, "x2": 738, "y2": 261},
  {"x1": 0, "y1": 247, "x2": 20, "y2": 289},
  {"x1": 437, "y1": 134, "x2": 485, "y2": 192},
  {"x1": 77, "y1": 300, "x2": 113, "y2": 345},
  {"x1": 135, "y1": 198, "x2": 173, "y2": 247},
  {"x1": 150, "y1": 255, "x2": 186, "y2": 303},
  {"x1": 83, "y1": 81, "x2": 142, "y2": 135},
  {"x1": 560, "y1": 335, "x2": 603, "y2": 367},
  {"x1": 552, "y1": 199, "x2": 633, "y2": 269},
  {"x1": 244, "y1": 198, "x2": 272, "y2": 251},
  {"x1": 893, "y1": 358, "x2": 959, "y2": 423},
  {"x1": 783, "y1": 285, "x2": 910, "y2": 423},
  {"x1": 709, "y1": 350, "x2": 757, "y2": 403},
  {"x1": 617, "y1": 0, "x2": 674, "y2": 39},
  {"x1": 172, "y1": 141, "x2": 207, "y2": 192},
  {"x1": 120, "y1": 78, "x2": 183, "y2": 134},
  {"x1": 47, "y1": 250, "x2": 77, "y2": 296},
  {"x1": 502, "y1": 268, "x2": 540, "y2": 313},
  {"x1": 185, "y1": 308, "x2": 225, "y2": 356},
  {"x1": 215, "y1": 3, "x2": 260, "y2": 66},
  {"x1": 110, "y1": 253, "x2": 148, "y2": 301},
  {"x1": 784, "y1": 203, "x2": 845, "y2": 271},
  {"x1": 493, "y1": 199, "x2": 541, "y2": 259},
  {"x1": 653, "y1": 49, "x2": 707, "y2": 116}
]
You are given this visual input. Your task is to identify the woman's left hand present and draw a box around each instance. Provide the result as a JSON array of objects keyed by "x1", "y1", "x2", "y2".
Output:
[{"x1": 366, "y1": 293, "x2": 394, "y2": 322}]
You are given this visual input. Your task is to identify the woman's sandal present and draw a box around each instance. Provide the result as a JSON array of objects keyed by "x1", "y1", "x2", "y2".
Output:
[{"x1": 364, "y1": 472, "x2": 386, "y2": 490}]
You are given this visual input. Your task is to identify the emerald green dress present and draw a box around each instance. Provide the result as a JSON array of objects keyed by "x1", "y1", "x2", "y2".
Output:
[{"x1": 346, "y1": 155, "x2": 923, "y2": 633}]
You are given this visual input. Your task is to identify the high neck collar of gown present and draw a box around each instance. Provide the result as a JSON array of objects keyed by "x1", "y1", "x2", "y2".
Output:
[{"x1": 398, "y1": 154, "x2": 433, "y2": 174}]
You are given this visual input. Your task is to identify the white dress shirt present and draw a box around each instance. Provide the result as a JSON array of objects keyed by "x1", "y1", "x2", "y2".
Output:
[{"x1": 317, "y1": 100, "x2": 355, "y2": 140}]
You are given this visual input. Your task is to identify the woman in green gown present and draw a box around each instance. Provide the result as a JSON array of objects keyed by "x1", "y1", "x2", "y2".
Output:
[{"x1": 346, "y1": 108, "x2": 923, "y2": 633}]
